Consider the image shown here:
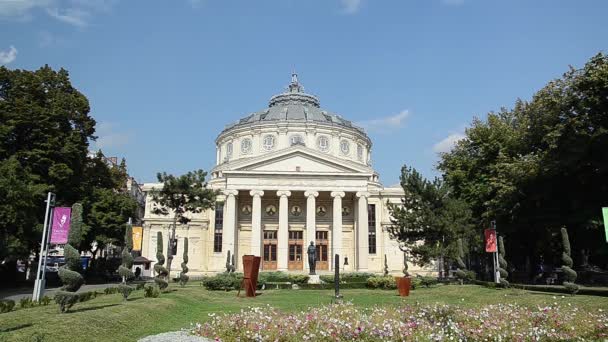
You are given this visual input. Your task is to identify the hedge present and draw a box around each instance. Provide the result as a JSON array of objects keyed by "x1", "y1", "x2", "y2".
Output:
[{"x1": 472, "y1": 280, "x2": 608, "y2": 297}]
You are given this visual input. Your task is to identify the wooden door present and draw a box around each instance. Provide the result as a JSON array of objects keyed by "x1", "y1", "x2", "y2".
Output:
[
  {"x1": 288, "y1": 231, "x2": 303, "y2": 271},
  {"x1": 262, "y1": 230, "x2": 277, "y2": 270},
  {"x1": 315, "y1": 231, "x2": 329, "y2": 270}
]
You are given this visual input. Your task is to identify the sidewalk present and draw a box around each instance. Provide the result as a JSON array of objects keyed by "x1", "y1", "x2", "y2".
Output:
[{"x1": 0, "y1": 282, "x2": 121, "y2": 301}]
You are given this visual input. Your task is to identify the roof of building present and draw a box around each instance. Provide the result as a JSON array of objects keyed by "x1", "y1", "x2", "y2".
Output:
[{"x1": 221, "y1": 74, "x2": 366, "y2": 135}]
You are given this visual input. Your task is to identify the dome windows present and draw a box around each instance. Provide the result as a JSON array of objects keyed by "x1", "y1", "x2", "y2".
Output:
[
  {"x1": 357, "y1": 144, "x2": 363, "y2": 161},
  {"x1": 226, "y1": 142, "x2": 233, "y2": 159},
  {"x1": 290, "y1": 134, "x2": 305, "y2": 146},
  {"x1": 317, "y1": 135, "x2": 330, "y2": 152},
  {"x1": 241, "y1": 138, "x2": 252, "y2": 154},
  {"x1": 262, "y1": 134, "x2": 276, "y2": 151},
  {"x1": 340, "y1": 139, "x2": 350, "y2": 155}
]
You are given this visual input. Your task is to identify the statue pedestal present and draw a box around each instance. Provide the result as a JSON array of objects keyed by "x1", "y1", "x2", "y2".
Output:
[{"x1": 308, "y1": 275, "x2": 321, "y2": 284}]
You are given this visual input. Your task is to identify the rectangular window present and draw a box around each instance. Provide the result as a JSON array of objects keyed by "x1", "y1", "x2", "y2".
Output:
[
  {"x1": 213, "y1": 202, "x2": 224, "y2": 253},
  {"x1": 288, "y1": 231, "x2": 303, "y2": 240},
  {"x1": 368, "y1": 204, "x2": 377, "y2": 254}
]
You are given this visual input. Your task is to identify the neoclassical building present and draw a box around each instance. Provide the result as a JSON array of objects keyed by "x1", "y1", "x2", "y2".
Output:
[{"x1": 141, "y1": 75, "x2": 432, "y2": 276}]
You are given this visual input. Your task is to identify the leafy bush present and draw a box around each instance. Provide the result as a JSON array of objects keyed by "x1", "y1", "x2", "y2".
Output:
[
  {"x1": 19, "y1": 297, "x2": 35, "y2": 309},
  {"x1": 288, "y1": 274, "x2": 309, "y2": 285},
  {"x1": 118, "y1": 284, "x2": 134, "y2": 300},
  {"x1": 144, "y1": 285, "x2": 160, "y2": 298},
  {"x1": 180, "y1": 238, "x2": 190, "y2": 287},
  {"x1": 77, "y1": 291, "x2": 97, "y2": 302},
  {"x1": 54, "y1": 292, "x2": 79, "y2": 312},
  {"x1": 135, "y1": 282, "x2": 146, "y2": 290},
  {"x1": 104, "y1": 287, "x2": 119, "y2": 295},
  {"x1": 40, "y1": 296, "x2": 52, "y2": 306},
  {"x1": 320, "y1": 272, "x2": 376, "y2": 284},
  {"x1": 202, "y1": 273, "x2": 243, "y2": 291},
  {"x1": 0, "y1": 300, "x2": 15, "y2": 313},
  {"x1": 561, "y1": 227, "x2": 579, "y2": 295},
  {"x1": 418, "y1": 276, "x2": 439, "y2": 288},
  {"x1": 366, "y1": 276, "x2": 397, "y2": 289}
]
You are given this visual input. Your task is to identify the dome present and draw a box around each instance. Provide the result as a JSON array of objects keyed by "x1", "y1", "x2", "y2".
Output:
[{"x1": 221, "y1": 74, "x2": 365, "y2": 135}]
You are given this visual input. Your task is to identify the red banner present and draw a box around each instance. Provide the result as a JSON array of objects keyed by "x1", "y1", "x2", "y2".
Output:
[{"x1": 484, "y1": 229, "x2": 497, "y2": 253}]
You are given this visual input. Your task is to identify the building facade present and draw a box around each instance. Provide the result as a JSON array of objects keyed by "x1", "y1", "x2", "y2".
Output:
[{"x1": 141, "y1": 75, "x2": 433, "y2": 276}]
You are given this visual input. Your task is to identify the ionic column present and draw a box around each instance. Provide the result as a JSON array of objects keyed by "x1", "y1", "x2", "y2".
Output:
[
  {"x1": 304, "y1": 190, "x2": 319, "y2": 271},
  {"x1": 250, "y1": 190, "x2": 264, "y2": 257},
  {"x1": 331, "y1": 191, "x2": 345, "y2": 270},
  {"x1": 222, "y1": 190, "x2": 238, "y2": 262},
  {"x1": 276, "y1": 190, "x2": 291, "y2": 271},
  {"x1": 356, "y1": 191, "x2": 370, "y2": 271}
]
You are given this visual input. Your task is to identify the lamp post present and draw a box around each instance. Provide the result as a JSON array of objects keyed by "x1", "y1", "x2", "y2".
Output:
[{"x1": 32, "y1": 192, "x2": 55, "y2": 302}]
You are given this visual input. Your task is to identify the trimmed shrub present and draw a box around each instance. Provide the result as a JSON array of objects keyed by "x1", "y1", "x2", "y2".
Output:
[
  {"x1": 117, "y1": 223, "x2": 135, "y2": 300},
  {"x1": 154, "y1": 232, "x2": 169, "y2": 291},
  {"x1": 118, "y1": 284, "x2": 134, "y2": 300},
  {"x1": 135, "y1": 282, "x2": 146, "y2": 290},
  {"x1": 366, "y1": 276, "x2": 397, "y2": 290},
  {"x1": 320, "y1": 272, "x2": 376, "y2": 284},
  {"x1": 202, "y1": 273, "x2": 243, "y2": 291},
  {"x1": 455, "y1": 238, "x2": 472, "y2": 283},
  {"x1": 78, "y1": 291, "x2": 97, "y2": 302},
  {"x1": 54, "y1": 203, "x2": 85, "y2": 313},
  {"x1": 104, "y1": 287, "x2": 119, "y2": 295},
  {"x1": 144, "y1": 285, "x2": 160, "y2": 298},
  {"x1": 19, "y1": 297, "x2": 35, "y2": 309},
  {"x1": 498, "y1": 236, "x2": 509, "y2": 287},
  {"x1": 40, "y1": 296, "x2": 52, "y2": 306},
  {"x1": 561, "y1": 227, "x2": 579, "y2": 295},
  {"x1": 418, "y1": 276, "x2": 439, "y2": 288},
  {"x1": 180, "y1": 238, "x2": 189, "y2": 287},
  {"x1": 0, "y1": 300, "x2": 16, "y2": 313}
]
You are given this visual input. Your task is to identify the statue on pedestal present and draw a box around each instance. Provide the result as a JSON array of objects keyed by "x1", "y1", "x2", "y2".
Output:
[{"x1": 307, "y1": 241, "x2": 316, "y2": 275}]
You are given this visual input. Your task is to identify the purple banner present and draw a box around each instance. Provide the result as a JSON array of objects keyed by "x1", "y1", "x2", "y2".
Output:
[{"x1": 50, "y1": 207, "x2": 71, "y2": 244}]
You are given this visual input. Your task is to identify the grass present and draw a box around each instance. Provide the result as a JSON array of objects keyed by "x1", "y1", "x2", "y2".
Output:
[{"x1": 1, "y1": 284, "x2": 608, "y2": 341}]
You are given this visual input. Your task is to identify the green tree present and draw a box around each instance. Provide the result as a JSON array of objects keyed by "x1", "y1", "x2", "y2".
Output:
[
  {"x1": 438, "y1": 53, "x2": 608, "y2": 273},
  {"x1": 150, "y1": 170, "x2": 217, "y2": 277},
  {"x1": 0, "y1": 66, "x2": 95, "y2": 275},
  {"x1": 498, "y1": 236, "x2": 509, "y2": 287},
  {"x1": 387, "y1": 165, "x2": 475, "y2": 269}
]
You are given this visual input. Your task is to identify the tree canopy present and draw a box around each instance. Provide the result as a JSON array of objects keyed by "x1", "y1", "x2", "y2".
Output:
[{"x1": 438, "y1": 53, "x2": 608, "y2": 270}]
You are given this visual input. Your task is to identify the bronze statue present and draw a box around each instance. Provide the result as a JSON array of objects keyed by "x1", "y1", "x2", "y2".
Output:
[{"x1": 307, "y1": 241, "x2": 316, "y2": 275}]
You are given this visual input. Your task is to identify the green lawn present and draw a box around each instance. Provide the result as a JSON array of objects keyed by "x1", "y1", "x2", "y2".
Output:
[{"x1": 1, "y1": 285, "x2": 608, "y2": 342}]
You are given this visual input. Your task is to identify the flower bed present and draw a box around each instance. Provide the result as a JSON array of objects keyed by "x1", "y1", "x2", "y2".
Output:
[{"x1": 192, "y1": 302, "x2": 608, "y2": 341}]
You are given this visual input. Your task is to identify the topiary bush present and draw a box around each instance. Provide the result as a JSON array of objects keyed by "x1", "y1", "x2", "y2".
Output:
[
  {"x1": 366, "y1": 276, "x2": 397, "y2": 290},
  {"x1": 180, "y1": 238, "x2": 189, "y2": 287},
  {"x1": 144, "y1": 285, "x2": 160, "y2": 298},
  {"x1": 54, "y1": 203, "x2": 85, "y2": 313},
  {"x1": 454, "y1": 238, "x2": 470, "y2": 284},
  {"x1": 154, "y1": 232, "x2": 169, "y2": 291},
  {"x1": 40, "y1": 296, "x2": 51, "y2": 306},
  {"x1": 561, "y1": 227, "x2": 579, "y2": 295},
  {"x1": 320, "y1": 272, "x2": 375, "y2": 284},
  {"x1": 117, "y1": 223, "x2": 135, "y2": 300},
  {"x1": 19, "y1": 297, "x2": 35, "y2": 309},
  {"x1": 498, "y1": 236, "x2": 509, "y2": 287},
  {"x1": 0, "y1": 300, "x2": 16, "y2": 313},
  {"x1": 202, "y1": 273, "x2": 243, "y2": 291}
]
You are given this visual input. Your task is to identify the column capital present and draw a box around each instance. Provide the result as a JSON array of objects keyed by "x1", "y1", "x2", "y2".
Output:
[
  {"x1": 304, "y1": 190, "x2": 319, "y2": 198},
  {"x1": 276, "y1": 190, "x2": 292, "y2": 198},
  {"x1": 223, "y1": 189, "x2": 239, "y2": 197},
  {"x1": 356, "y1": 191, "x2": 370, "y2": 198},
  {"x1": 249, "y1": 190, "x2": 264, "y2": 197},
  {"x1": 330, "y1": 191, "x2": 345, "y2": 199}
]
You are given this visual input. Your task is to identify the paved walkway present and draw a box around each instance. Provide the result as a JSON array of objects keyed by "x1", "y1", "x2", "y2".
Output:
[
  {"x1": 0, "y1": 282, "x2": 121, "y2": 301},
  {"x1": 138, "y1": 331, "x2": 211, "y2": 342}
]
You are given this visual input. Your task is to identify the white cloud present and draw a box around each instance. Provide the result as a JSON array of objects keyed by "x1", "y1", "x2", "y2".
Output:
[
  {"x1": 340, "y1": 0, "x2": 361, "y2": 14},
  {"x1": 356, "y1": 110, "x2": 410, "y2": 132},
  {"x1": 46, "y1": 7, "x2": 89, "y2": 27},
  {"x1": 0, "y1": 46, "x2": 18, "y2": 65},
  {"x1": 433, "y1": 133, "x2": 465, "y2": 153},
  {"x1": 93, "y1": 122, "x2": 131, "y2": 149},
  {"x1": 0, "y1": 0, "x2": 52, "y2": 19}
]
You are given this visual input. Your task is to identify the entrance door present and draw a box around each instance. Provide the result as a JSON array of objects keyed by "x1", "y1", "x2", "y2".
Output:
[
  {"x1": 315, "y1": 231, "x2": 329, "y2": 270},
  {"x1": 288, "y1": 231, "x2": 303, "y2": 270},
  {"x1": 263, "y1": 230, "x2": 277, "y2": 270}
]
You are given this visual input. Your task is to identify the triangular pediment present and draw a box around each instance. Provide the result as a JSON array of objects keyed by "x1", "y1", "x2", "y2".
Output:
[{"x1": 224, "y1": 146, "x2": 372, "y2": 174}]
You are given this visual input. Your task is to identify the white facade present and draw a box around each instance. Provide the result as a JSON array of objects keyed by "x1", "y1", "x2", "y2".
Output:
[{"x1": 141, "y1": 75, "x2": 434, "y2": 276}]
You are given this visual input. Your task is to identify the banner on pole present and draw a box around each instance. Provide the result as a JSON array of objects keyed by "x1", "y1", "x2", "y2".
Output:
[
  {"x1": 484, "y1": 229, "x2": 497, "y2": 253},
  {"x1": 132, "y1": 226, "x2": 143, "y2": 251},
  {"x1": 602, "y1": 208, "x2": 608, "y2": 242},
  {"x1": 50, "y1": 207, "x2": 72, "y2": 244}
]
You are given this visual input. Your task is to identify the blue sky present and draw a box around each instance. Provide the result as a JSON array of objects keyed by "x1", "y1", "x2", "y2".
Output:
[{"x1": 1, "y1": 0, "x2": 607, "y2": 185}]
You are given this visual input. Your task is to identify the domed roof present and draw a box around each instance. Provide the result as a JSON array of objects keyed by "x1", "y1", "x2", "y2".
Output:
[{"x1": 222, "y1": 74, "x2": 365, "y2": 134}]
